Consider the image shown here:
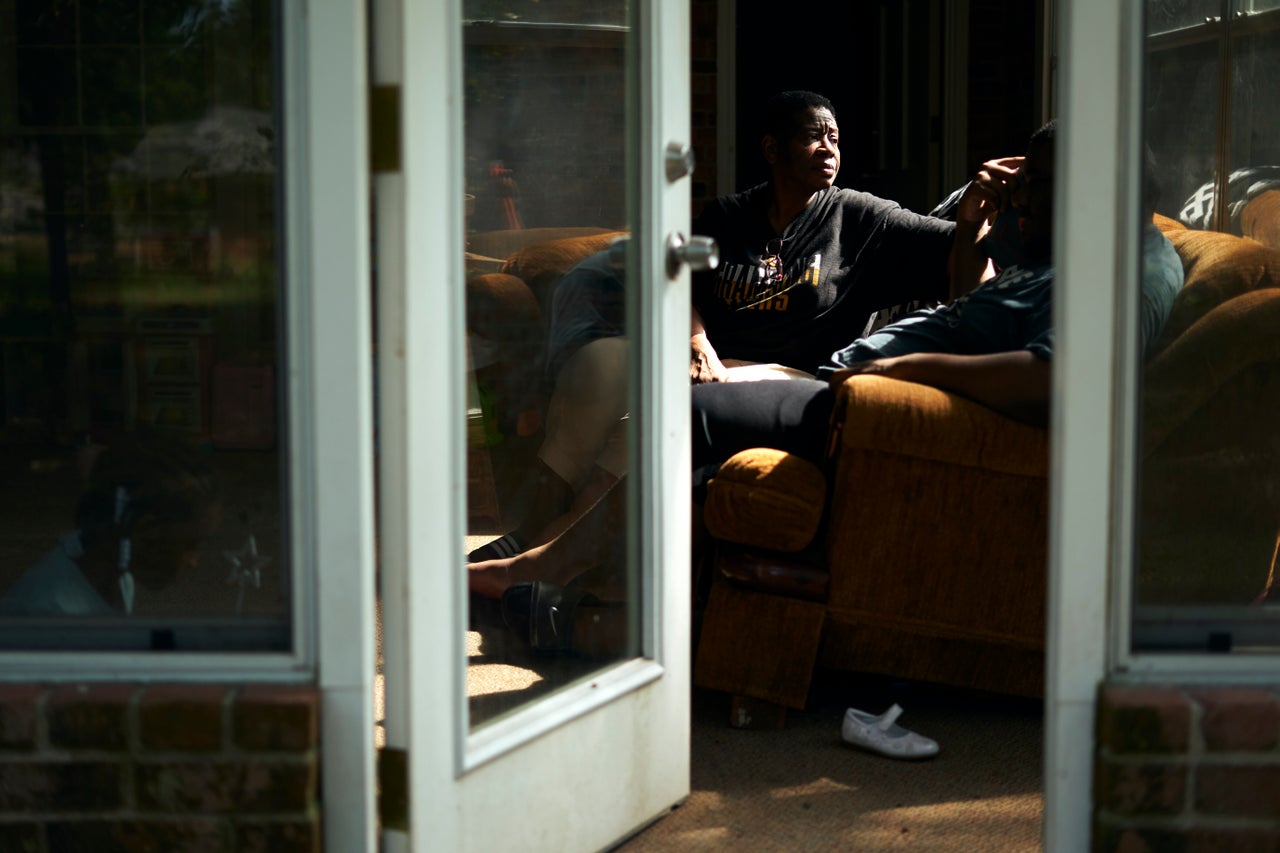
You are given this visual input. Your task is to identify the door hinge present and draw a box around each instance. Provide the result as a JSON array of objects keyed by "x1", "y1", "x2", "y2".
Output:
[
  {"x1": 370, "y1": 84, "x2": 402, "y2": 174},
  {"x1": 379, "y1": 746, "x2": 409, "y2": 830}
]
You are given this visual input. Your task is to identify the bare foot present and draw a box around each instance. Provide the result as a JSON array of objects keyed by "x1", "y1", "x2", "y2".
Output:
[
  {"x1": 466, "y1": 537, "x2": 602, "y2": 600},
  {"x1": 467, "y1": 558, "x2": 515, "y2": 599}
]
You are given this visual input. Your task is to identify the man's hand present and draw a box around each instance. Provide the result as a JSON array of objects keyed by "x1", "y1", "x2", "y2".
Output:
[
  {"x1": 948, "y1": 155, "x2": 1023, "y2": 299},
  {"x1": 690, "y1": 333, "x2": 729, "y2": 383},
  {"x1": 956, "y1": 156, "x2": 1024, "y2": 227}
]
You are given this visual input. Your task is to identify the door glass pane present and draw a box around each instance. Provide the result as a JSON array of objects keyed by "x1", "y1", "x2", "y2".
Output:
[
  {"x1": 462, "y1": 1, "x2": 637, "y2": 729},
  {"x1": 1135, "y1": 5, "x2": 1280, "y2": 652},
  {"x1": 0, "y1": 0, "x2": 290, "y2": 651}
]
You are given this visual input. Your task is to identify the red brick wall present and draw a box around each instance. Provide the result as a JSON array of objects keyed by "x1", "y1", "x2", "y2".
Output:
[
  {"x1": 0, "y1": 683, "x2": 319, "y2": 853},
  {"x1": 1095, "y1": 684, "x2": 1280, "y2": 851}
]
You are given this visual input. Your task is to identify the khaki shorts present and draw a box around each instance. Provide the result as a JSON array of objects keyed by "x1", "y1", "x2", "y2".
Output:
[{"x1": 539, "y1": 337, "x2": 630, "y2": 488}]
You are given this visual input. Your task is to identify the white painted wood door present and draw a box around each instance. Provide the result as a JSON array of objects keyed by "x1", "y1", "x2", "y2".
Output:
[{"x1": 374, "y1": 0, "x2": 693, "y2": 849}]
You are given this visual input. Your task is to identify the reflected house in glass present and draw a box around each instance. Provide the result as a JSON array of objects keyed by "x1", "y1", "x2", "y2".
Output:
[{"x1": 109, "y1": 105, "x2": 278, "y2": 284}]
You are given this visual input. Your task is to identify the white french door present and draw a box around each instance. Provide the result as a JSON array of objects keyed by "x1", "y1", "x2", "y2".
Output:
[{"x1": 374, "y1": 0, "x2": 693, "y2": 849}]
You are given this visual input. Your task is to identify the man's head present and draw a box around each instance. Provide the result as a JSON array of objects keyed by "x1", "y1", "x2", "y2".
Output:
[
  {"x1": 1011, "y1": 119, "x2": 1057, "y2": 262},
  {"x1": 760, "y1": 90, "x2": 841, "y2": 196}
]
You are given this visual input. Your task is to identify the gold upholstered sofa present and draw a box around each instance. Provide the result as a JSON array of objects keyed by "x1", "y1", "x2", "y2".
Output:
[{"x1": 692, "y1": 214, "x2": 1280, "y2": 717}]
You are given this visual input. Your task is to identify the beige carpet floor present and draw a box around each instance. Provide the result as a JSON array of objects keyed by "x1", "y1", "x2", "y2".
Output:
[
  {"x1": 461, "y1": 531, "x2": 1043, "y2": 851},
  {"x1": 617, "y1": 677, "x2": 1044, "y2": 852}
]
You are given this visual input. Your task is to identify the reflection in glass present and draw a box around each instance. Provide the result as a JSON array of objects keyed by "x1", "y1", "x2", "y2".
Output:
[
  {"x1": 0, "y1": 0, "x2": 289, "y2": 650},
  {"x1": 1147, "y1": 0, "x2": 1224, "y2": 34},
  {"x1": 1241, "y1": 0, "x2": 1280, "y2": 15},
  {"x1": 462, "y1": 4, "x2": 636, "y2": 728},
  {"x1": 1145, "y1": 41, "x2": 1219, "y2": 224},
  {"x1": 1135, "y1": 3, "x2": 1280, "y2": 651},
  {"x1": 1228, "y1": 31, "x2": 1280, "y2": 249}
]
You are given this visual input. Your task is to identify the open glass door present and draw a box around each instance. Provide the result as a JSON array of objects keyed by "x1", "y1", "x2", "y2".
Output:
[{"x1": 375, "y1": 0, "x2": 692, "y2": 849}]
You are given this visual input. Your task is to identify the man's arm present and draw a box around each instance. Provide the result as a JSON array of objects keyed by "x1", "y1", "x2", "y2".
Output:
[
  {"x1": 947, "y1": 156, "x2": 1025, "y2": 300},
  {"x1": 948, "y1": 220, "x2": 992, "y2": 302},
  {"x1": 827, "y1": 350, "x2": 1051, "y2": 426},
  {"x1": 690, "y1": 305, "x2": 729, "y2": 384}
]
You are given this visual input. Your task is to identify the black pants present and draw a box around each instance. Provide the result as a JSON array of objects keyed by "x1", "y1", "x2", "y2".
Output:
[{"x1": 690, "y1": 378, "x2": 836, "y2": 491}]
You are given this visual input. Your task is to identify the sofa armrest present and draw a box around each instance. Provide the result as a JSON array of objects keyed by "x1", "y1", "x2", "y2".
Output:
[
  {"x1": 834, "y1": 375, "x2": 1048, "y2": 477},
  {"x1": 823, "y1": 375, "x2": 1049, "y2": 643}
]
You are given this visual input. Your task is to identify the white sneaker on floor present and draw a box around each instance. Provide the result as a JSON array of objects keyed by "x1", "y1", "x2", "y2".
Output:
[{"x1": 841, "y1": 703, "x2": 939, "y2": 760}]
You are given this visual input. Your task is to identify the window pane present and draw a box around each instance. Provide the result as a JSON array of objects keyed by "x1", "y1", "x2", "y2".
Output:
[
  {"x1": 0, "y1": 0, "x2": 289, "y2": 651},
  {"x1": 1135, "y1": 7, "x2": 1280, "y2": 652},
  {"x1": 1148, "y1": 0, "x2": 1225, "y2": 34}
]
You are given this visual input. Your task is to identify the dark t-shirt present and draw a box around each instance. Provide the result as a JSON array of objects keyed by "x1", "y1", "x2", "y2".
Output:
[{"x1": 692, "y1": 183, "x2": 956, "y2": 374}]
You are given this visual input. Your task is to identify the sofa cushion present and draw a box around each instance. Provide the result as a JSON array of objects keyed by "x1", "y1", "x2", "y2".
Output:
[
  {"x1": 704, "y1": 448, "x2": 827, "y2": 552},
  {"x1": 501, "y1": 231, "x2": 628, "y2": 311},
  {"x1": 465, "y1": 273, "x2": 542, "y2": 344},
  {"x1": 1242, "y1": 189, "x2": 1280, "y2": 250},
  {"x1": 468, "y1": 226, "x2": 615, "y2": 262},
  {"x1": 1153, "y1": 227, "x2": 1280, "y2": 350},
  {"x1": 1143, "y1": 288, "x2": 1280, "y2": 455},
  {"x1": 1138, "y1": 229, "x2": 1280, "y2": 603}
]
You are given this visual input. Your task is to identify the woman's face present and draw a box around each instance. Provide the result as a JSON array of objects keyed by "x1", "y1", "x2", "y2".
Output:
[{"x1": 767, "y1": 106, "x2": 841, "y2": 196}]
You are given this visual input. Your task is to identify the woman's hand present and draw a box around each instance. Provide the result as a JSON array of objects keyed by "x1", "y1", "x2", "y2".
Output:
[{"x1": 690, "y1": 333, "x2": 729, "y2": 383}]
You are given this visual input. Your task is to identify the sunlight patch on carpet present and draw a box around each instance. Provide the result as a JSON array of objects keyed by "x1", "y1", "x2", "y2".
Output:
[{"x1": 769, "y1": 778, "x2": 856, "y2": 798}]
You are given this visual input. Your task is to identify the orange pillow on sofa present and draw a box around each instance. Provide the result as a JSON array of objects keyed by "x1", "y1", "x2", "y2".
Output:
[{"x1": 703, "y1": 448, "x2": 827, "y2": 553}]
